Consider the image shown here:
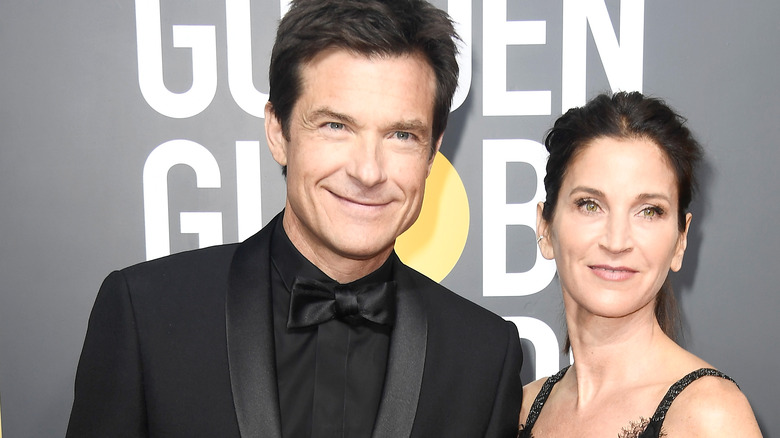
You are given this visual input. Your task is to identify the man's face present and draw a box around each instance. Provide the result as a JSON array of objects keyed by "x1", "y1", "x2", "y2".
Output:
[{"x1": 266, "y1": 49, "x2": 440, "y2": 280}]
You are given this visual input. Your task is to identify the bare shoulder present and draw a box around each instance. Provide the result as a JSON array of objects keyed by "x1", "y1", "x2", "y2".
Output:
[
  {"x1": 519, "y1": 376, "x2": 548, "y2": 426},
  {"x1": 663, "y1": 372, "x2": 763, "y2": 437}
]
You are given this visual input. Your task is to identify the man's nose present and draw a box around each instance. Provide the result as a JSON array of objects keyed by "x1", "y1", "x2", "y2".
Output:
[{"x1": 347, "y1": 137, "x2": 387, "y2": 187}]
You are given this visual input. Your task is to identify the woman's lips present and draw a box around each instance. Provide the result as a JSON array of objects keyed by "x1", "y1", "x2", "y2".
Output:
[{"x1": 589, "y1": 264, "x2": 638, "y2": 281}]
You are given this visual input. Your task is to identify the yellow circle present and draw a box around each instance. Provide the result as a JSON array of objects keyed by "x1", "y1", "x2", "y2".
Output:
[{"x1": 396, "y1": 151, "x2": 470, "y2": 282}]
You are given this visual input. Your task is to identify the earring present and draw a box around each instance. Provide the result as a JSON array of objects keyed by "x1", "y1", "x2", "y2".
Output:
[{"x1": 536, "y1": 235, "x2": 544, "y2": 243}]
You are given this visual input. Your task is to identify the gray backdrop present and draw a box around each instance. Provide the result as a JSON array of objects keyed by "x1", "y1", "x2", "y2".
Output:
[{"x1": 1, "y1": 0, "x2": 778, "y2": 436}]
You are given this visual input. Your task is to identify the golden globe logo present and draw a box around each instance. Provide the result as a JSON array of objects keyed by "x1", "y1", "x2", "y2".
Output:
[{"x1": 396, "y1": 152, "x2": 470, "y2": 282}]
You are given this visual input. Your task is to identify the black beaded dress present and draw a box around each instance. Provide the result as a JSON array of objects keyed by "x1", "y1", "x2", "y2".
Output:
[{"x1": 518, "y1": 366, "x2": 736, "y2": 438}]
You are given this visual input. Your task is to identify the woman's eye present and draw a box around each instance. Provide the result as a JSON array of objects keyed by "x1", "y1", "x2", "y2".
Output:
[
  {"x1": 641, "y1": 207, "x2": 663, "y2": 218},
  {"x1": 575, "y1": 199, "x2": 599, "y2": 214},
  {"x1": 584, "y1": 200, "x2": 598, "y2": 213}
]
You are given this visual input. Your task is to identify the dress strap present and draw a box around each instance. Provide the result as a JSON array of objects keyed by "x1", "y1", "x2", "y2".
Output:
[
  {"x1": 649, "y1": 368, "x2": 737, "y2": 423},
  {"x1": 520, "y1": 366, "x2": 570, "y2": 433}
]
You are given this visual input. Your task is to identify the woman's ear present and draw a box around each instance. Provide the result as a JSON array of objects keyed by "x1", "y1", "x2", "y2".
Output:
[
  {"x1": 536, "y1": 202, "x2": 555, "y2": 260},
  {"x1": 670, "y1": 212, "x2": 692, "y2": 272}
]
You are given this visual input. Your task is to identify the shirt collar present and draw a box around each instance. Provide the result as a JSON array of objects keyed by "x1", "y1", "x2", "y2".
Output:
[{"x1": 269, "y1": 213, "x2": 395, "y2": 293}]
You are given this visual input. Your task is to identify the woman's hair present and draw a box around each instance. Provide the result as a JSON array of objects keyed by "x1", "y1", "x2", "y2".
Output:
[{"x1": 542, "y1": 91, "x2": 703, "y2": 346}]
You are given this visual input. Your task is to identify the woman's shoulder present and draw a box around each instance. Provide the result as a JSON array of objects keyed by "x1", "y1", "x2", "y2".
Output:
[
  {"x1": 519, "y1": 377, "x2": 546, "y2": 426},
  {"x1": 519, "y1": 367, "x2": 570, "y2": 426},
  {"x1": 662, "y1": 368, "x2": 762, "y2": 437},
  {"x1": 524, "y1": 375, "x2": 549, "y2": 396}
]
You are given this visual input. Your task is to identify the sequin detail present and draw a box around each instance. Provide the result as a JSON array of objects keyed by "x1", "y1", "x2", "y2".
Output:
[
  {"x1": 517, "y1": 367, "x2": 736, "y2": 438},
  {"x1": 636, "y1": 368, "x2": 736, "y2": 438},
  {"x1": 517, "y1": 366, "x2": 569, "y2": 438},
  {"x1": 619, "y1": 417, "x2": 655, "y2": 438}
]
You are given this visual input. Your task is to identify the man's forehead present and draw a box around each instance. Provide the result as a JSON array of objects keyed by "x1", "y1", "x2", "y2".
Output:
[{"x1": 294, "y1": 49, "x2": 437, "y2": 125}]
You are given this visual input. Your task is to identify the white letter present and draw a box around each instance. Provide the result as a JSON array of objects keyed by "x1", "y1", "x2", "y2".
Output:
[
  {"x1": 505, "y1": 316, "x2": 559, "y2": 380},
  {"x1": 449, "y1": 0, "x2": 472, "y2": 112},
  {"x1": 143, "y1": 140, "x2": 222, "y2": 260},
  {"x1": 562, "y1": 0, "x2": 644, "y2": 110},
  {"x1": 135, "y1": 0, "x2": 217, "y2": 118},
  {"x1": 280, "y1": 0, "x2": 291, "y2": 16},
  {"x1": 180, "y1": 212, "x2": 223, "y2": 249},
  {"x1": 483, "y1": 0, "x2": 550, "y2": 116},
  {"x1": 226, "y1": 0, "x2": 268, "y2": 118},
  {"x1": 483, "y1": 139, "x2": 556, "y2": 296},
  {"x1": 236, "y1": 141, "x2": 263, "y2": 240}
]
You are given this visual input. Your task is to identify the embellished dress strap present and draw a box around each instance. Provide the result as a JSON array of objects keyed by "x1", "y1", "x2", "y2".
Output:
[
  {"x1": 638, "y1": 368, "x2": 737, "y2": 438},
  {"x1": 518, "y1": 366, "x2": 570, "y2": 438}
]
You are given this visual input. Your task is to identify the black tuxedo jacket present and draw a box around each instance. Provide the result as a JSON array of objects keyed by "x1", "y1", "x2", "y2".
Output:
[{"x1": 67, "y1": 215, "x2": 522, "y2": 437}]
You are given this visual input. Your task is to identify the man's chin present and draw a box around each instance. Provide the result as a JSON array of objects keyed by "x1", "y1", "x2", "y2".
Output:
[{"x1": 327, "y1": 237, "x2": 396, "y2": 262}]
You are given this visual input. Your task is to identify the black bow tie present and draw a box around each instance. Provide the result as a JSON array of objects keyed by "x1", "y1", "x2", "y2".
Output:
[{"x1": 287, "y1": 277, "x2": 396, "y2": 329}]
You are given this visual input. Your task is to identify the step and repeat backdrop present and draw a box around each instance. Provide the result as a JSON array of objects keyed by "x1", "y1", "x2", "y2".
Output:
[{"x1": 1, "y1": 0, "x2": 778, "y2": 436}]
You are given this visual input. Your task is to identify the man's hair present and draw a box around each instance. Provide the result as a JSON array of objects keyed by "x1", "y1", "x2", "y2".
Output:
[{"x1": 268, "y1": 0, "x2": 460, "y2": 152}]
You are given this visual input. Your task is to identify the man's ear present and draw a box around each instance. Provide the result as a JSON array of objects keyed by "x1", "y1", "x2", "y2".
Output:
[
  {"x1": 536, "y1": 202, "x2": 555, "y2": 260},
  {"x1": 670, "y1": 212, "x2": 692, "y2": 272},
  {"x1": 265, "y1": 102, "x2": 288, "y2": 167},
  {"x1": 426, "y1": 134, "x2": 443, "y2": 176}
]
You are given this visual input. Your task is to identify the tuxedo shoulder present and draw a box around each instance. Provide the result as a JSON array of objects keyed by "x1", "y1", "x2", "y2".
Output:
[
  {"x1": 120, "y1": 243, "x2": 240, "y2": 278},
  {"x1": 103, "y1": 243, "x2": 242, "y2": 303}
]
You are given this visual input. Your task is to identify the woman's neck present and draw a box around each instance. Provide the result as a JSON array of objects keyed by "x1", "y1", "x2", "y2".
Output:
[{"x1": 565, "y1": 305, "x2": 672, "y2": 404}]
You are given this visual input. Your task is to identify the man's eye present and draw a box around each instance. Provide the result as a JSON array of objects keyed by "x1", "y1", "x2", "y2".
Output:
[
  {"x1": 394, "y1": 131, "x2": 411, "y2": 141},
  {"x1": 327, "y1": 122, "x2": 344, "y2": 130}
]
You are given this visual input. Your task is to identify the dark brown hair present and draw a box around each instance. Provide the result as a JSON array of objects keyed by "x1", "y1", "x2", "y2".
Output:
[{"x1": 268, "y1": 0, "x2": 459, "y2": 153}]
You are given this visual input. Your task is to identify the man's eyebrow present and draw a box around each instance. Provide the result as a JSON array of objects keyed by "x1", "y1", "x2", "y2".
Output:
[
  {"x1": 388, "y1": 120, "x2": 428, "y2": 133},
  {"x1": 308, "y1": 107, "x2": 359, "y2": 126},
  {"x1": 309, "y1": 107, "x2": 430, "y2": 134}
]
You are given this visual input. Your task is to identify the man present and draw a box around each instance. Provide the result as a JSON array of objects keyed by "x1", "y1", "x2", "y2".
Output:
[{"x1": 67, "y1": 0, "x2": 522, "y2": 436}]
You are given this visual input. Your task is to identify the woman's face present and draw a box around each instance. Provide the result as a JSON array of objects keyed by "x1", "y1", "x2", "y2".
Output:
[{"x1": 537, "y1": 136, "x2": 691, "y2": 322}]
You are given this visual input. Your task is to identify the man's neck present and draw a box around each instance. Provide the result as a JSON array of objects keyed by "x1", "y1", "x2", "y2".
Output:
[{"x1": 281, "y1": 213, "x2": 394, "y2": 283}]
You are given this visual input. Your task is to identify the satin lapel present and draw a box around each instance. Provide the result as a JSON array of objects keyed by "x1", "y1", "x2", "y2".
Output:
[
  {"x1": 226, "y1": 215, "x2": 282, "y2": 438},
  {"x1": 371, "y1": 255, "x2": 428, "y2": 438}
]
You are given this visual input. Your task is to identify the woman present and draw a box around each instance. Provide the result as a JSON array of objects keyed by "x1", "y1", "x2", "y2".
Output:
[{"x1": 519, "y1": 92, "x2": 762, "y2": 437}]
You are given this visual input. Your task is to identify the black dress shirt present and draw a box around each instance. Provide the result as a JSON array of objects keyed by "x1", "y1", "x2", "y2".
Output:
[{"x1": 269, "y1": 219, "x2": 393, "y2": 438}]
